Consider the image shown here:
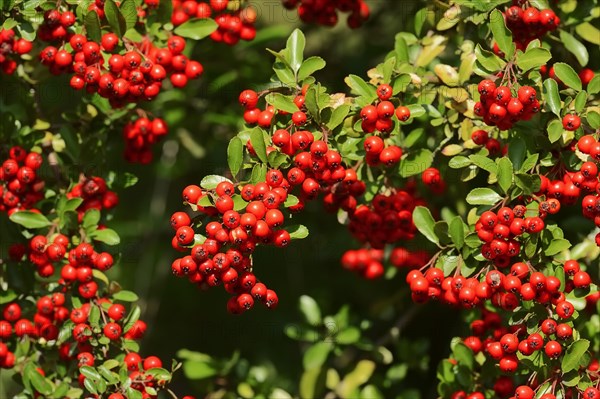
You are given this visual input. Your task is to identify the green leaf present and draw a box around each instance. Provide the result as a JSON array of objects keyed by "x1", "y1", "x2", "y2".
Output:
[
  {"x1": 544, "y1": 239, "x2": 571, "y2": 256},
  {"x1": 587, "y1": 111, "x2": 600, "y2": 129},
  {"x1": 145, "y1": 367, "x2": 172, "y2": 382},
  {"x1": 575, "y1": 22, "x2": 600, "y2": 45},
  {"x1": 174, "y1": 18, "x2": 218, "y2": 40},
  {"x1": 84, "y1": 11, "x2": 101, "y2": 43},
  {"x1": 249, "y1": 128, "x2": 268, "y2": 163},
  {"x1": 466, "y1": 188, "x2": 503, "y2": 205},
  {"x1": 406, "y1": 104, "x2": 425, "y2": 118},
  {"x1": 497, "y1": 157, "x2": 513, "y2": 194},
  {"x1": 104, "y1": 0, "x2": 126, "y2": 37},
  {"x1": 0, "y1": 289, "x2": 17, "y2": 305},
  {"x1": 573, "y1": 90, "x2": 588, "y2": 114},
  {"x1": 400, "y1": 149, "x2": 433, "y2": 177},
  {"x1": 517, "y1": 47, "x2": 551, "y2": 72},
  {"x1": 508, "y1": 137, "x2": 526, "y2": 171},
  {"x1": 287, "y1": 29, "x2": 305, "y2": 74},
  {"x1": 80, "y1": 366, "x2": 102, "y2": 381},
  {"x1": 112, "y1": 290, "x2": 139, "y2": 302},
  {"x1": 547, "y1": 118, "x2": 564, "y2": 143},
  {"x1": 29, "y1": 367, "x2": 53, "y2": 395},
  {"x1": 561, "y1": 340, "x2": 590, "y2": 373},
  {"x1": 336, "y1": 360, "x2": 376, "y2": 398},
  {"x1": 119, "y1": 0, "x2": 137, "y2": 31},
  {"x1": 553, "y1": 63, "x2": 582, "y2": 91},
  {"x1": 299, "y1": 367, "x2": 326, "y2": 399},
  {"x1": 266, "y1": 92, "x2": 298, "y2": 113},
  {"x1": 82, "y1": 209, "x2": 101, "y2": 231},
  {"x1": 559, "y1": 30, "x2": 589, "y2": 66},
  {"x1": 299, "y1": 295, "x2": 321, "y2": 325},
  {"x1": 453, "y1": 342, "x2": 474, "y2": 370},
  {"x1": 469, "y1": 154, "x2": 497, "y2": 174},
  {"x1": 298, "y1": 56, "x2": 326, "y2": 81},
  {"x1": 448, "y1": 156, "x2": 472, "y2": 169},
  {"x1": 325, "y1": 104, "x2": 351, "y2": 130},
  {"x1": 336, "y1": 327, "x2": 361, "y2": 345},
  {"x1": 413, "y1": 206, "x2": 439, "y2": 245},
  {"x1": 344, "y1": 74, "x2": 377, "y2": 102},
  {"x1": 227, "y1": 137, "x2": 243, "y2": 179},
  {"x1": 520, "y1": 153, "x2": 539, "y2": 173},
  {"x1": 588, "y1": 75, "x2": 600, "y2": 95},
  {"x1": 303, "y1": 342, "x2": 331, "y2": 369},
  {"x1": 9, "y1": 211, "x2": 52, "y2": 229},
  {"x1": 543, "y1": 78, "x2": 562, "y2": 117},
  {"x1": 273, "y1": 61, "x2": 296, "y2": 86},
  {"x1": 182, "y1": 359, "x2": 218, "y2": 380},
  {"x1": 449, "y1": 216, "x2": 465, "y2": 249},
  {"x1": 250, "y1": 163, "x2": 267, "y2": 184},
  {"x1": 489, "y1": 9, "x2": 515, "y2": 58},
  {"x1": 90, "y1": 228, "x2": 120, "y2": 245},
  {"x1": 474, "y1": 44, "x2": 506, "y2": 73},
  {"x1": 200, "y1": 175, "x2": 232, "y2": 190},
  {"x1": 288, "y1": 224, "x2": 309, "y2": 240}
]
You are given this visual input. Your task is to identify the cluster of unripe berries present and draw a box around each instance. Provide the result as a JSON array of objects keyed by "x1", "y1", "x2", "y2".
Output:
[
  {"x1": 502, "y1": 4, "x2": 559, "y2": 51},
  {"x1": 0, "y1": 146, "x2": 44, "y2": 214},
  {"x1": 67, "y1": 176, "x2": 119, "y2": 222},
  {"x1": 0, "y1": 29, "x2": 33, "y2": 74},
  {"x1": 281, "y1": 0, "x2": 370, "y2": 28},
  {"x1": 475, "y1": 80, "x2": 540, "y2": 131},
  {"x1": 39, "y1": 30, "x2": 202, "y2": 108},
  {"x1": 170, "y1": 0, "x2": 258, "y2": 45},
  {"x1": 123, "y1": 116, "x2": 169, "y2": 163},
  {"x1": 170, "y1": 182, "x2": 281, "y2": 314}
]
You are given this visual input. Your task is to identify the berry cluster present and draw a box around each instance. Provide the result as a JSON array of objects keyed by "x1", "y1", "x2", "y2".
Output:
[
  {"x1": 456, "y1": 309, "x2": 600, "y2": 399},
  {"x1": 341, "y1": 246, "x2": 430, "y2": 279},
  {"x1": 39, "y1": 32, "x2": 202, "y2": 108},
  {"x1": 123, "y1": 116, "x2": 169, "y2": 163},
  {"x1": 476, "y1": 207, "x2": 544, "y2": 265},
  {"x1": 170, "y1": 0, "x2": 258, "y2": 45},
  {"x1": 67, "y1": 176, "x2": 119, "y2": 221},
  {"x1": 347, "y1": 190, "x2": 422, "y2": 248},
  {"x1": 0, "y1": 147, "x2": 44, "y2": 214},
  {"x1": 340, "y1": 248, "x2": 385, "y2": 279},
  {"x1": 503, "y1": 4, "x2": 559, "y2": 51},
  {"x1": 37, "y1": 9, "x2": 77, "y2": 42},
  {"x1": 170, "y1": 181, "x2": 281, "y2": 314},
  {"x1": 470, "y1": 129, "x2": 505, "y2": 157},
  {"x1": 360, "y1": 84, "x2": 411, "y2": 135},
  {"x1": 281, "y1": 0, "x2": 370, "y2": 28},
  {"x1": 406, "y1": 257, "x2": 593, "y2": 311},
  {"x1": 475, "y1": 80, "x2": 540, "y2": 131},
  {"x1": 1, "y1": 146, "x2": 187, "y2": 396},
  {"x1": 0, "y1": 29, "x2": 32, "y2": 74}
]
